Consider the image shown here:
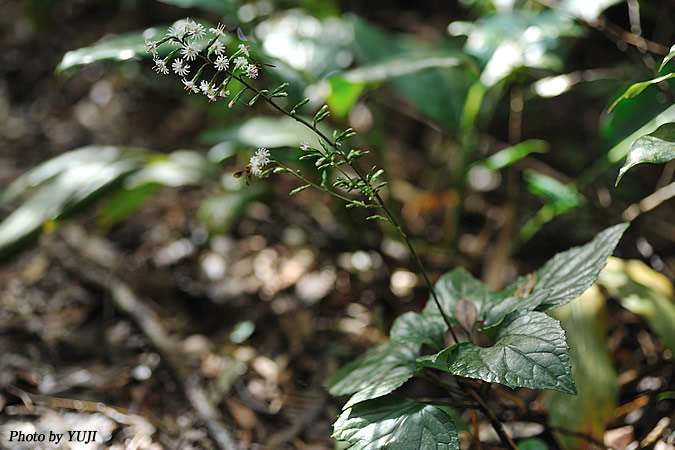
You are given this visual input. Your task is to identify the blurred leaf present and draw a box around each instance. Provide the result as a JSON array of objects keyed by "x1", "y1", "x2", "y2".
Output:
[
  {"x1": 473, "y1": 139, "x2": 548, "y2": 171},
  {"x1": 418, "y1": 311, "x2": 576, "y2": 394},
  {"x1": 517, "y1": 438, "x2": 549, "y2": 450},
  {"x1": 545, "y1": 286, "x2": 617, "y2": 449},
  {"x1": 608, "y1": 73, "x2": 675, "y2": 112},
  {"x1": 659, "y1": 44, "x2": 675, "y2": 72},
  {"x1": 201, "y1": 116, "x2": 320, "y2": 148},
  {"x1": 99, "y1": 183, "x2": 160, "y2": 228},
  {"x1": 333, "y1": 395, "x2": 458, "y2": 450},
  {"x1": 561, "y1": 0, "x2": 622, "y2": 22},
  {"x1": 125, "y1": 150, "x2": 220, "y2": 188},
  {"x1": 524, "y1": 170, "x2": 582, "y2": 211},
  {"x1": 615, "y1": 122, "x2": 675, "y2": 185},
  {"x1": 350, "y1": 16, "x2": 473, "y2": 131},
  {"x1": 599, "y1": 258, "x2": 675, "y2": 353},
  {"x1": 198, "y1": 188, "x2": 263, "y2": 234},
  {"x1": 450, "y1": 10, "x2": 583, "y2": 86},
  {"x1": 0, "y1": 146, "x2": 146, "y2": 259},
  {"x1": 327, "y1": 78, "x2": 365, "y2": 118},
  {"x1": 339, "y1": 53, "x2": 470, "y2": 84},
  {"x1": 324, "y1": 341, "x2": 420, "y2": 409},
  {"x1": 155, "y1": 0, "x2": 236, "y2": 15},
  {"x1": 57, "y1": 28, "x2": 162, "y2": 74}
]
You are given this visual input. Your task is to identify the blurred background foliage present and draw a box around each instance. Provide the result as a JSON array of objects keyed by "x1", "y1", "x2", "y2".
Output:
[{"x1": 1, "y1": 0, "x2": 674, "y2": 447}]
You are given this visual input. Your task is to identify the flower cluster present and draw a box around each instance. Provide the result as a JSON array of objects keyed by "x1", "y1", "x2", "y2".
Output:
[
  {"x1": 145, "y1": 18, "x2": 262, "y2": 105},
  {"x1": 249, "y1": 148, "x2": 271, "y2": 177}
]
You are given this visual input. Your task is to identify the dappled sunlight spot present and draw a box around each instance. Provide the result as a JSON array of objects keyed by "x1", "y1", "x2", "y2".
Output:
[
  {"x1": 295, "y1": 266, "x2": 335, "y2": 304},
  {"x1": 117, "y1": 49, "x2": 135, "y2": 60},
  {"x1": 534, "y1": 74, "x2": 573, "y2": 97},
  {"x1": 390, "y1": 269, "x2": 418, "y2": 297}
]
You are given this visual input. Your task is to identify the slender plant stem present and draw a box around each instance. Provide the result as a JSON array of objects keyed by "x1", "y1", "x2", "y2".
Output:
[{"x1": 225, "y1": 69, "x2": 459, "y2": 343}]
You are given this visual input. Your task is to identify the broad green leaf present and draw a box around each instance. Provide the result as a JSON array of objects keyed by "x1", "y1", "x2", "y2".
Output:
[
  {"x1": 338, "y1": 53, "x2": 469, "y2": 84},
  {"x1": 599, "y1": 258, "x2": 675, "y2": 353},
  {"x1": 517, "y1": 438, "x2": 549, "y2": 450},
  {"x1": 450, "y1": 10, "x2": 582, "y2": 86},
  {"x1": 57, "y1": 28, "x2": 162, "y2": 73},
  {"x1": 324, "y1": 341, "x2": 420, "y2": 409},
  {"x1": 390, "y1": 312, "x2": 447, "y2": 350},
  {"x1": 333, "y1": 395, "x2": 458, "y2": 450},
  {"x1": 0, "y1": 146, "x2": 146, "y2": 260},
  {"x1": 424, "y1": 268, "x2": 493, "y2": 321},
  {"x1": 524, "y1": 222, "x2": 630, "y2": 311},
  {"x1": 544, "y1": 285, "x2": 618, "y2": 449},
  {"x1": 201, "y1": 116, "x2": 320, "y2": 148},
  {"x1": 608, "y1": 73, "x2": 675, "y2": 112},
  {"x1": 615, "y1": 122, "x2": 675, "y2": 186},
  {"x1": 473, "y1": 140, "x2": 549, "y2": 171},
  {"x1": 124, "y1": 150, "x2": 220, "y2": 188},
  {"x1": 659, "y1": 44, "x2": 675, "y2": 72},
  {"x1": 418, "y1": 311, "x2": 576, "y2": 394},
  {"x1": 424, "y1": 267, "x2": 550, "y2": 329}
]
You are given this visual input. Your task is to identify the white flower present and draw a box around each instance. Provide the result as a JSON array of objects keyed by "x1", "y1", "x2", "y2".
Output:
[
  {"x1": 182, "y1": 78, "x2": 199, "y2": 93},
  {"x1": 244, "y1": 64, "x2": 259, "y2": 79},
  {"x1": 153, "y1": 59, "x2": 169, "y2": 74},
  {"x1": 228, "y1": 99, "x2": 235, "y2": 108},
  {"x1": 145, "y1": 39, "x2": 158, "y2": 56},
  {"x1": 209, "y1": 23, "x2": 226, "y2": 38},
  {"x1": 219, "y1": 88, "x2": 230, "y2": 98},
  {"x1": 300, "y1": 142, "x2": 310, "y2": 151},
  {"x1": 234, "y1": 56, "x2": 248, "y2": 69},
  {"x1": 199, "y1": 80, "x2": 211, "y2": 93},
  {"x1": 211, "y1": 40, "x2": 225, "y2": 55},
  {"x1": 181, "y1": 41, "x2": 200, "y2": 61},
  {"x1": 238, "y1": 44, "x2": 250, "y2": 57},
  {"x1": 207, "y1": 88, "x2": 218, "y2": 102},
  {"x1": 250, "y1": 148, "x2": 271, "y2": 177},
  {"x1": 214, "y1": 55, "x2": 229, "y2": 71},
  {"x1": 189, "y1": 21, "x2": 206, "y2": 40},
  {"x1": 172, "y1": 58, "x2": 190, "y2": 76}
]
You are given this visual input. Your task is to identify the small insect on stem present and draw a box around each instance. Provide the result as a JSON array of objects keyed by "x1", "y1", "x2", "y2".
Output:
[{"x1": 233, "y1": 163, "x2": 253, "y2": 185}]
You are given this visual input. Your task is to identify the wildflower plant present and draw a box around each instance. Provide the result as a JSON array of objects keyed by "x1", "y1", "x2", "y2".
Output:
[{"x1": 144, "y1": 18, "x2": 633, "y2": 450}]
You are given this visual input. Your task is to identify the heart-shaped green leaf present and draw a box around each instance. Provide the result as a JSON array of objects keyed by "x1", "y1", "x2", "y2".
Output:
[
  {"x1": 333, "y1": 395, "x2": 459, "y2": 450},
  {"x1": 418, "y1": 311, "x2": 576, "y2": 394},
  {"x1": 615, "y1": 122, "x2": 675, "y2": 185},
  {"x1": 390, "y1": 311, "x2": 447, "y2": 350}
]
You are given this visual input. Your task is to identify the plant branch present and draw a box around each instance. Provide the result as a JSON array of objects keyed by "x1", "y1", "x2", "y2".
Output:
[{"x1": 226, "y1": 69, "x2": 460, "y2": 343}]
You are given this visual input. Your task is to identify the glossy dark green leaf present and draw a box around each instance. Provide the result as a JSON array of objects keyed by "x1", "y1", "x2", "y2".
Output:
[
  {"x1": 338, "y1": 53, "x2": 469, "y2": 84},
  {"x1": 659, "y1": 44, "x2": 675, "y2": 72},
  {"x1": 521, "y1": 222, "x2": 630, "y2": 311},
  {"x1": 608, "y1": 73, "x2": 675, "y2": 112},
  {"x1": 418, "y1": 311, "x2": 576, "y2": 394},
  {"x1": 324, "y1": 341, "x2": 420, "y2": 409},
  {"x1": 390, "y1": 312, "x2": 447, "y2": 350},
  {"x1": 201, "y1": 116, "x2": 319, "y2": 148},
  {"x1": 615, "y1": 122, "x2": 675, "y2": 185},
  {"x1": 99, "y1": 183, "x2": 160, "y2": 228},
  {"x1": 333, "y1": 395, "x2": 458, "y2": 450}
]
